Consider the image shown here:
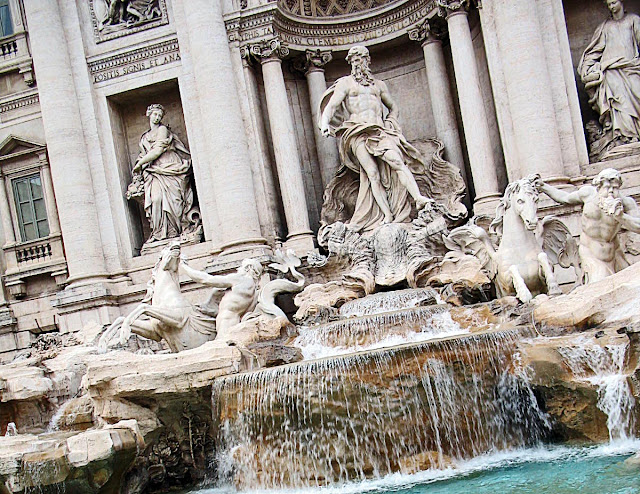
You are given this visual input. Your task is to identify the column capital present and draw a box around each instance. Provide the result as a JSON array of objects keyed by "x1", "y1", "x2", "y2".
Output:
[
  {"x1": 408, "y1": 18, "x2": 446, "y2": 45},
  {"x1": 437, "y1": 0, "x2": 470, "y2": 18},
  {"x1": 247, "y1": 37, "x2": 290, "y2": 64},
  {"x1": 291, "y1": 49, "x2": 333, "y2": 76}
]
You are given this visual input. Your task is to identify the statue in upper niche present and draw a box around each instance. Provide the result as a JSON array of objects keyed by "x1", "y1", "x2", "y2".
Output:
[
  {"x1": 318, "y1": 45, "x2": 466, "y2": 234},
  {"x1": 579, "y1": 0, "x2": 640, "y2": 156},
  {"x1": 127, "y1": 104, "x2": 202, "y2": 250},
  {"x1": 536, "y1": 168, "x2": 640, "y2": 284},
  {"x1": 96, "y1": 0, "x2": 162, "y2": 32}
]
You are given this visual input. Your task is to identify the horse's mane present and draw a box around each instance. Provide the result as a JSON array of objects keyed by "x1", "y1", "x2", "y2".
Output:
[
  {"x1": 489, "y1": 174, "x2": 540, "y2": 238},
  {"x1": 141, "y1": 246, "x2": 179, "y2": 303}
]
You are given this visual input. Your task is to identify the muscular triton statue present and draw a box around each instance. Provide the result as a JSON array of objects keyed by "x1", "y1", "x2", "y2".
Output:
[
  {"x1": 181, "y1": 257, "x2": 263, "y2": 335},
  {"x1": 319, "y1": 46, "x2": 431, "y2": 233},
  {"x1": 536, "y1": 169, "x2": 640, "y2": 283}
]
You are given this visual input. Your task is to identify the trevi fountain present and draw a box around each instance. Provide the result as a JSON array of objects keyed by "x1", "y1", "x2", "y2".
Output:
[{"x1": 2, "y1": 0, "x2": 640, "y2": 493}]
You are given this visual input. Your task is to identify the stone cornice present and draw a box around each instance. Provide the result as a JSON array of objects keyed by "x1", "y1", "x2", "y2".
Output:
[
  {"x1": 225, "y1": 0, "x2": 438, "y2": 50},
  {"x1": 0, "y1": 90, "x2": 39, "y2": 115},
  {"x1": 87, "y1": 38, "x2": 180, "y2": 84}
]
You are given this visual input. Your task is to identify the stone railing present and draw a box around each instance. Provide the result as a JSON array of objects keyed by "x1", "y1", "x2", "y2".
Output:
[
  {"x1": 0, "y1": 31, "x2": 33, "y2": 86},
  {"x1": 15, "y1": 240, "x2": 52, "y2": 264},
  {"x1": 0, "y1": 36, "x2": 18, "y2": 59},
  {"x1": 3, "y1": 233, "x2": 68, "y2": 298}
]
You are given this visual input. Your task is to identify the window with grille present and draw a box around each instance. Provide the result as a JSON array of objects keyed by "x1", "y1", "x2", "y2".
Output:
[
  {"x1": 0, "y1": 0, "x2": 13, "y2": 38},
  {"x1": 12, "y1": 173, "x2": 49, "y2": 242}
]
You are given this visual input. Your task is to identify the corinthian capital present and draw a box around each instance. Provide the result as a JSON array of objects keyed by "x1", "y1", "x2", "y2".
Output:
[
  {"x1": 437, "y1": 0, "x2": 470, "y2": 17},
  {"x1": 248, "y1": 37, "x2": 290, "y2": 62},
  {"x1": 408, "y1": 18, "x2": 445, "y2": 44},
  {"x1": 292, "y1": 49, "x2": 333, "y2": 75}
]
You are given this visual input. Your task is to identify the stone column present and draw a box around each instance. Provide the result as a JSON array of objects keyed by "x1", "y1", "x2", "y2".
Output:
[
  {"x1": 485, "y1": 0, "x2": 566, "y2": 181},
  {"x1": 408, "y1": 21, "x2": 467, "y2": 187},
  {"x1": 0, "y1": 173, "x2": 15, "y2": 247},
  {"x1": 22, "y1": 0, "x2": 108, "y2": 284},
  {"x1": 250, "y1": 39, "x2": 314, "y2": 254},
  {"x1": 439, "y1": 0, "x2": 500, "y2": 214},
  {"x1": 300, "y1": 50, "x2": 341, "y2": 187},
  {"x1": 39, "y1": 158, "x2": 61, "y2": 235},
  {"x1": 180, "y1": 0, "x2": 267, "y2": 255}
]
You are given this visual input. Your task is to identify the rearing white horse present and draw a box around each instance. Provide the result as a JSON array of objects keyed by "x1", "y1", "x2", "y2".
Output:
[
  {"x1": 445, "y1": 174, "x2": 580, "y2": 302},
  {"x1": 98, "y1": 241, "x2": 216, "y2": 353}
]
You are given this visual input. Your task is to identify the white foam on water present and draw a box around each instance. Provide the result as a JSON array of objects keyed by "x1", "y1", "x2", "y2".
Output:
[
  {"x1": 191, "y1": 440, "x2": 640, "y2": 494},
  {"x1": 297, "y1": 310, "x2": 469, "y2": 360}
]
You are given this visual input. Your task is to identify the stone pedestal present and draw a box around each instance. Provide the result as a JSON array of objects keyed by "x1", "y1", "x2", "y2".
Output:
[
  {"x1": 441, "y1": 2, "x2": 501, "y2": 214},
  {"x1": 251, "y1": 39, "x2": 315, "y2": 254}
]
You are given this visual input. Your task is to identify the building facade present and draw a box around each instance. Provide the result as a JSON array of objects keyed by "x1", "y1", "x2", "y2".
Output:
[{"x1": 0, "y1": 0, "x2": 638, "y2": 361}]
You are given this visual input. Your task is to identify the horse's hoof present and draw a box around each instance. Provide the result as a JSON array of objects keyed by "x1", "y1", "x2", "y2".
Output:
[{"x1": 548, "y1": 287, "x2": 563, "y2": 297}]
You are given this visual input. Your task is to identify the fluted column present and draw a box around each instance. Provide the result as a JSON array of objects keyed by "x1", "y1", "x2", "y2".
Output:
[
  {"x1": 299, "y1": 50, "x2": 341, "y2": 187},
  {"x1": 22, "y1": 0, "x2": 108, "y2": 284},
  {"x1": 180, "y1": 0, "x2": 266, "y2": 255},
  {"x1": 408, "y1": 21, "x2": 467, "y2": 188},
  {"x1": 250, "y1": 39, "x2": 314, "y2": 254},
  {"x1": 439, "y1": 0, "x2": 501, "y2": 214},
  {"x1": 487, "y1": 0, "x2": 566, "y2": 181}
]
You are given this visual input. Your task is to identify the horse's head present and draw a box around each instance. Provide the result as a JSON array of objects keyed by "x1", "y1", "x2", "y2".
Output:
[
  {"x1": 490, "y1": 174, "x2": 540, "y2": 236},
  {"x1": 158, "y1": 240, "x2": 181, "y2": 273}
]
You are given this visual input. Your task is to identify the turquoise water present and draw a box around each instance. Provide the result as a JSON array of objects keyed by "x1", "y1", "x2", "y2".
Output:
[{"x1": 185, "y1": 442, "x2": 640, "y2": 494}]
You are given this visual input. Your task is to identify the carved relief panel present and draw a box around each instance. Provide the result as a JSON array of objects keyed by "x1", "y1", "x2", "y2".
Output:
[{"x1": 88, "y1": 0, "x2": 169, "y2": 43}]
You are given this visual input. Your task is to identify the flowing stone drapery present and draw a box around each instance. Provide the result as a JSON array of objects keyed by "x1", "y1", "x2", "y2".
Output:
[
  {"x1": 22, "y1": 0, "x2": 108, "y2": 284},
  {"x1": 439, "y1": 1, "x2": 500, "y2": 214},
  {"x1": 302, "y1": 50, "x2": 341, "y2": 187},
  {"x1": 408, "y1": 21, "x2": 467, "y2": 190},
  {"x1": 251, "y1": 39, "x2": 315, "y2": 254},
  {"x1": 180, "y1": 0, "x2": 266, "y2": 255}
]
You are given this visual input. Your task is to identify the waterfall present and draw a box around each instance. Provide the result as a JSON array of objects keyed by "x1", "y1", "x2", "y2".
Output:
[
  {"x1": 558, "y1": 338, "x2": 636, "y2": 441},
  {"x1": 295, "y1": 305, "x2": 467, "y2": 360},
  {"x1": 211, "y1": 327, "x2": 550, "y2": 490},
  {"x1": 339, "y1": 288, "x2": 441, "y2": 317}
]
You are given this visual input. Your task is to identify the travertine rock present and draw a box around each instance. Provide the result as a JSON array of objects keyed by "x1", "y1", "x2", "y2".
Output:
[{"x1": 533, "y1": 260, "x2": 640, "y2": 330}]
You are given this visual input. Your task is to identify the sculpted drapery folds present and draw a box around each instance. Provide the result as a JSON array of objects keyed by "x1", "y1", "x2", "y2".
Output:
[
  {"x1": 128, "y1": 104, "x2": 201, "y2": 246},
  {"x1": 318, "y1": 46, "x2": 466, "y2": 235},
  {"x1": 579, "y1": 0, "x2": 640, "y2": 149}
]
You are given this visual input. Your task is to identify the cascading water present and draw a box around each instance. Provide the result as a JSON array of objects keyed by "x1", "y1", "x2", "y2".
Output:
[
  {"x1": 558, "y1": 337, "x2": 636, "y2": 440},
  {"x1": 295, "y1": 305, "x2": 468, "y2": 359},
  {"x1": 211, "y1": 327, "x2": 550, "y2": 491},
  {"x1": 339, "y1": 288, "x2": 441, "y2": 317}
]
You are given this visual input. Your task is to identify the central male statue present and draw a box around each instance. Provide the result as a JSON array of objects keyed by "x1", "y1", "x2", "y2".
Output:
[{"x1": 319, "y1": 46, "x2": 431, "y2": 232}]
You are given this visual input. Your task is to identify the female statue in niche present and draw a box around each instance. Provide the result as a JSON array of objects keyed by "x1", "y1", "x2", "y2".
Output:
[
  {"x1": 128, "y1": 104, "x2": 201, "y2": 249},
  {"x1": 580, "y1": 0, "x2": 640, "y2": 156}
]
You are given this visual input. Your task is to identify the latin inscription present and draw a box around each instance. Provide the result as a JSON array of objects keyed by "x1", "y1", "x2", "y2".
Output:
[{"x1": 92, "y1": 51, "x2": 181, "y2": 84}]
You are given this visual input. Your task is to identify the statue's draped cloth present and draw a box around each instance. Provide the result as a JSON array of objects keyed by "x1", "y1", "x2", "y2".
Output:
[
  {"x1": 320, "y1": 77, "x2": 466, "y2": 234},
  {"x1": 579, "y1": 13, "x2": 640, "y2": 140},
  {"x1": 139, "y1": 128, "x2": 194, "y2": 241}
]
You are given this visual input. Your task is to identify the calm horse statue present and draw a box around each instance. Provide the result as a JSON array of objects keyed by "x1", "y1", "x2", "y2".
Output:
[
  {"x1": 445, "y1": 174, "x2": 579, "y2": 302},
  {"x1": 98, "y1": 242, "x2": 216, "y2": 353}
]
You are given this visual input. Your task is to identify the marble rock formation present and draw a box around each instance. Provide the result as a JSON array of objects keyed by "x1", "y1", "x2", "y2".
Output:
[
  {"x1": 580, "y1": 0, "x2": 640, "y2": 160},
  {"x1": 445, "y1": 174, "x2": 579, "y2": 303},
  {"x1": 537, "y1": 168, "x2": 640, "y2": 284},
  {"x1": 126, "y1": 103, "x2": 202, "y2": 254},
  {"x1": 295, "y1": 199, "x2": 453, "y2": 322}
]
